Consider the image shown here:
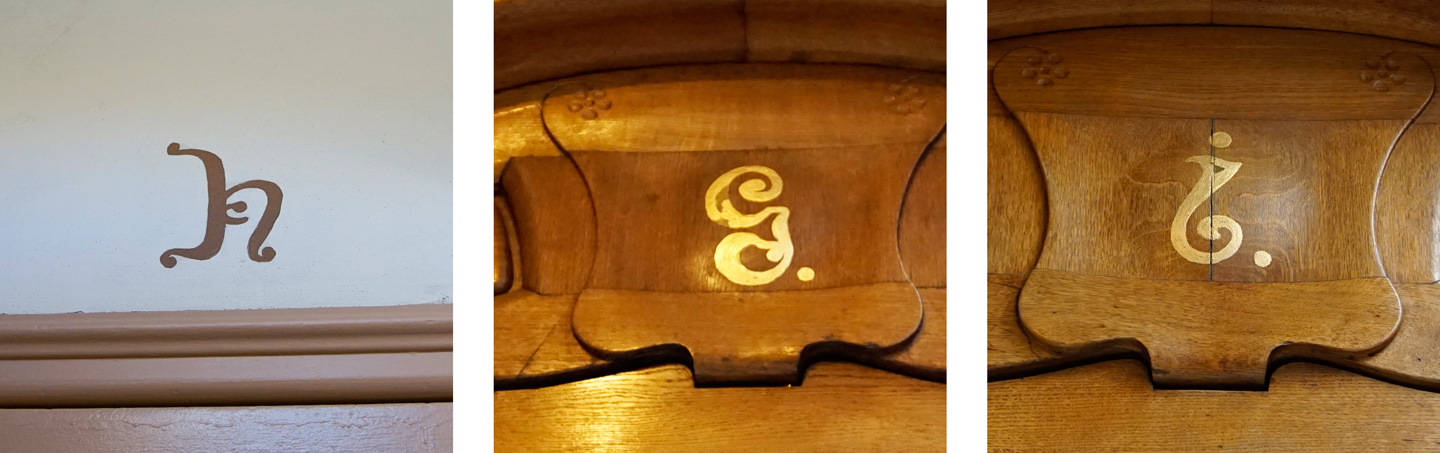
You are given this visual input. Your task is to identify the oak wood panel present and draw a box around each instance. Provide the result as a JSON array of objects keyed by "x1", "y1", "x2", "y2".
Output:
[
  {"x1": 992, "y1": 28, "x2": 1434, "y2": 121},
  {"x1": 494, "y1": 362, "x2": 944, "y2": 452},
  {"x1": 495, "y1": 203, "x2": 513, "y2": 295},
  {"x1": 494, "y1": 290, "x2": 584, "y2": 380},
  {"x1": 986, "y1": 116, "x2": 1045, "y2": 276},
  {"x1": 0, "y1": 304, "x2": 450, "y2": 360},
  {"x1": 988, "y1": 0, "x2": 1209, "y2": 40},
  {"x1": 494, "y1": 0, "x2": 746, "y2": 90},
  {"x1": 540, "y1": 65, "x2": 946, "y2": 153},
  {"x1": 1378, "y1": 123, "x2": 1440, "y2": 283},
  {"x1": 570, "y1": 145, "x2": 921, "y2": 293},
  {"x1": 0, "y1": 352, "x2": 450, "y2": 408},
  {"x1": 574, "y1": 283, "x2": 922, "y2": 386},
  {"x1": 867, "y1": 288, "x2": 945, "y2": 381},
  {"x1": 1328, "y1": 283, "x2": 1440, "y2": 389},
  {"x1": 899, "y1": 137, "x2": 946, "y2": 288},
  {"x1": 1020, "y1": 268, "x2": 1400, "y2": 389},
  {"x1": 1211, "y1": 120, "x2": 1403, "y2": 282},
  {"x1": 499, "y1": 156, "x2": 596, "y2": 295},
  {"x1": 494, "y1": 84, "x2": 564, "y2": 182},
  {"x1": 746, "y1": 0, "x2": 945, "y2": 72},
  {"x1": 989, "y1": 275, "x2": 1068, "y2": 379},
  {"x1": 0, "y1": 403, "x2": 451, "y2": 453},
  {"x1": 989, "y1": 360, "x2": 1440, "y2": 451},
  {"x1": 1213, "y1": 0, "x2": 1440, "y2": 49},
  {"x1": 1020, "y1": 113, "x2": 1212, "y2": 280}
]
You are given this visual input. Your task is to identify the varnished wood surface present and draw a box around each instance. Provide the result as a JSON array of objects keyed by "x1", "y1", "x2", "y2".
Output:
[
  {"x1": 494, "y1": 84, "x2": 564, "y2": 182},
  {"x1": 1022, "y1": 113, "x2": 1212, "y2": 280},
  {"x1": 986, "y1": 116, "x2": 1044, "y2": 277},
  {"x1": 1378, "y1": 123, "x2": 1440, "y2": 284},
  {"x1": 540, "y1": 65, "x2": 945, "y2": 153},
  {"x1": 993, "y1": 28, "x2": 1434, "y2": 121},
  {"x1": 499, "y1": 156, "x2": 595, "y2": 295},
  {"x1": 900, "y1": 137, "x2": 946, "y2": 288},
  {"x1": 991, "y1": 0, "x2": 1440, "y2": 50},
  {"x1": 989, "y1": 359, "x2": 1440, "y2": 451},
  {"x1": 1210, "y1": 119, "x2": 1403, "y2": 282},
  {"x1": 495, "y1": 362, "x2": 944, "y2": 452},
  {"x1": 746, "y1": 0, "x2": 945, "y2": 71},
  {"x1": 1021, "y1": 268, "x2": 1400, "y2": 389},
  {"x1": 574, "y1": 283, "x2": 922, "y2": 386},
  {"x1": 868, "y1": 288, "x2": 945, "y2": 381},
  {"x1": 494, "y1": 203, "x2": 512, "y2": 295},
  {"x1": 1330, "y1": 283, "x2": 1440, "y2": 389},
  {"x1": 0, "y1": 403, "x2": 450, "y2": 452}
]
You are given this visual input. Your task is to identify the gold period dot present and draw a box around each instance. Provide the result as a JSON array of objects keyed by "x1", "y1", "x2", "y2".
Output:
[
  {"x1": 1211, "y1": 131, "x2": 1233, "y2": 148},
  {"x1": 797, "y1": 267, "x2": 815, "y2": 281},
  {"x1": 1254, "y1": 251, "x2": 1272, "y2": 268}
]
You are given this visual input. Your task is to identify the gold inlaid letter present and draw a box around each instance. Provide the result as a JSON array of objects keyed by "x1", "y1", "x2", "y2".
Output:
[
  {"x1": 1171, "y1": 156, "x2": 1244, "y2": 264},
  {"x1": 705, "y1": 165, "x2": 796, "y2": 286}
]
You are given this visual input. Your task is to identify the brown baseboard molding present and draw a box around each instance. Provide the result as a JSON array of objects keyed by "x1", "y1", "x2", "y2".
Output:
[
  {"x1": 0, "y1": 304, "x2": 451, "y2": 360},
  {"x1": 0, "y1": 304, "x2": 452, "y2": 407},
  {"x1": 0, "y1": 352, "x2": 451, "y2": 408}
]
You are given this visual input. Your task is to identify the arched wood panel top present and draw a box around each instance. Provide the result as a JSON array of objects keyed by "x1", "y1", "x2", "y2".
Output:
[
  {"x1": 495, "y1": 0, "x2": 945, "y2": 90},
  {"x1": 991, "y1": 0, "x2": 1440, "y2": 49}
]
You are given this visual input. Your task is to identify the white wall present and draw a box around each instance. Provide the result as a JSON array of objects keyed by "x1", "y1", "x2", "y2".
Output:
[{"x1": 0, "y1": 1, "x2": 452, "y2": 313}]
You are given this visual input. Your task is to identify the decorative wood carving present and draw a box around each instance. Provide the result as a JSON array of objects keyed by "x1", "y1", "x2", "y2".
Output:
[
  {"x1": 992, "y1": 27, "x2": 1432, "y2": 389},
  {"x1": 494, "y1": 64, "x2": 944, "y2": 386}
]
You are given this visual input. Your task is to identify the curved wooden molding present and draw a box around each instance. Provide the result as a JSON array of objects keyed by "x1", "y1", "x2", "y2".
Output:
[
  {"x1": 0, "y1": 304, "x2": 451, "y2": 407},
  {"x1": 496, "y1": 0, "x2": 945, "y2": 90},
  {"x1": 0, "y1": 304, "x2": 450, "y2": 360},
  {"x1": 990, "y1": 0, "x2": 1440, "y2": 50},
  {"x1": 0, "y1": 352, "x2": 450, "y2": 408}
]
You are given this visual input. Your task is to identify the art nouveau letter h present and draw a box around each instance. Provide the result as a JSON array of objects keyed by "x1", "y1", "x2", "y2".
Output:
[{"x1": 160, "y1": 143, "x2": 283, "y2": 268}]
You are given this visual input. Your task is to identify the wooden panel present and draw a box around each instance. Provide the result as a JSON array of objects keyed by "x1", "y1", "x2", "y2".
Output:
[
  {"x1": 986, "y1": 116, "x2": 1045, "y2": 276},
  {"x1": 746, "y1": 0, "x2": 945, "y2": 72},
  {"x1": 0, "y1": 403, "x2": 450, "y2": 453},
  {"x1": 495, "y1": 290, "x2": 621, "y2": 389},
  {"x1": 574, "y1": 283, "x2": 921, "y2": 386},
  {"x1": 869, "y1": 288, "x2": 945, "y2": 381},
  {"x1": 0, "y1": 352, "x2": 450, "y2": 408},
  {"x1": 1210, "y1": 120, "x2": 1401, "y2": 282},
  {"x1": 540, "y1": 65, "x2": 946, "y2": 153},
  {"x1": 571, "y1": 145, "x2": 920, "y2": 293},
  {"x1": 495, "y1": 363, "x2": 944, "y2": 452},
  {"x1": 1214, "y1": 0, "x2": 1440, "y2": 48},
  {"x1": 1330, "y1": 283, "x2": 1440, "y2": 389},
  {"x1": 899, "y1": 138, "x2": 946, "y2": 288},
  {"x1": 1378, "y1": 123, "x2": 1440, "y2": 283},
  {"x1": 494, "y1": 84, "x2": 564, "y2": 183},
  {"x1": 989, "y1": 360, "x2": 1440, "y2": 451},
  {"x1": 0, "y1": 304, "x2": 450, "y2": 360},
  {"x1": 1020, "y1": 268, "x2": 1400, "y2": 389},
  {"x1": 494, "y1": 0, "x2": 747, "y2": 90},
  {"x1": 495, "y1": 203, "x2": 513, "y2": 295},
  {"x1": 1021, "y1": 113, "x2": 1212, "y2": 280},
  {"x1": 992, "y1": 28, "x2": 1434, "y2": 121},
  {"x1": 988, "y1": 0, "x2": 1209, "y2": 40},
  {"x1": 500, "y1": 156, "x2": 596, "y2": 295}
]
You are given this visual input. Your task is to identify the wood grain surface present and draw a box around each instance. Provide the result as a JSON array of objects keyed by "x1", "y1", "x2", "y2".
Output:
[
  {"x1": 1325, "y1": 283, "x2": 1440, "y2": 389},
  {"x1": 0, "y1": 403, "x2": 450, "y2": 453},
  {"x1": 899, "y1": 136, "x2": 946, "y2": 288},
  {"x1": 541, "y1": 65, "x2": 945, "y2": 153},
  {"x1": 746, "y1": 0, "x2": 945, "y2": 71},
  {"x1": 494, "y1": 0, "x2": 746, "y2": 90},
  {"x1": 1210, "y1": 119, "x2": 1405, "y2": 282},
  {"x1": 989, "y1": 359, "x2": 1440, "y2": 451},
  {"x1": 495, "y1": 203, "x2": 513, "y2": 295},
  {"x1": 495, "y1": 362, "x2": 944, "y2": 452},
  {"x1": 574, "y1": 283, "x2": 922, "y2": 386},
  {"x1": 1020, "y1": 113, "x2": 1212, "y2": 280},
  {"x1": 986, "y1": 116, "x2": 1045, "y2": 277},
  {"x1": 993, "y1": 28, "x2": 1434, "y2": 121},
  {"x1": 1020, "y1": 269, "x2": 1400, "y2": 389},
  {"x1": 1378, "y1": 123, "x2": 1440, "y2": 284},
  {"x1": 499, "y1": 156, "x2": 596, "y2": 295},
  {"x1": 988, "y1": 0, "x2": 1208, "y2": 40}
]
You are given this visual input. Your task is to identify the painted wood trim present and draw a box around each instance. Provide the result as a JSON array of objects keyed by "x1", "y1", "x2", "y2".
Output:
[
  {"x1": 0, "y1": 303, "x2": 451, "y2": 360},
  {"x1": 0, "y1": 352, "x2": 451, "y2": 408}
]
